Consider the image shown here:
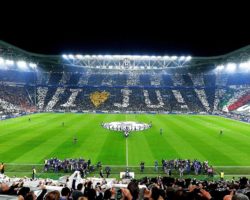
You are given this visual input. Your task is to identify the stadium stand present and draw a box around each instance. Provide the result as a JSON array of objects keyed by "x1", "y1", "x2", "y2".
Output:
[
  {"x1": 0, "y1": 41, "x2": 249, "y2": 119},
  {"x1": 1, "y1": 41, "x2": 250, "y2": 199},
  {"x1": 1, "y1": 173, "x2": 250, "y2": 200},
  {"x1": 1, "y1": 69, "x2": 250, "y2": 123}
]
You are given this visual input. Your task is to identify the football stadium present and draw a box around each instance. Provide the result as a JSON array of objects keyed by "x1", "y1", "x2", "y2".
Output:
[{"x1": 0, "y1": 40, "x2": 250, "y2": 199}]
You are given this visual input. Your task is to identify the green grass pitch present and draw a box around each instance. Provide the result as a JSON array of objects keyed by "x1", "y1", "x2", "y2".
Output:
[{"x1": 1, "y1": 112, "x2": 250, "y2": 168}]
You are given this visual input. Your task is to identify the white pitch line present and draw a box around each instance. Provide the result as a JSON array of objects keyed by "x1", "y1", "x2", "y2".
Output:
[
  {"x1": 213, "y1": 166, "x2": 250, "y2": 168},
  {"x1": 126, "y1": 138, "x2": 128, "y2": 167},
  {"x1": 5, "y1": 163, "x2": 250, "y2": 168},
  {"x1": 5, "y1": 162, "x2": 250, "y2": 168},
  {"x1": 215, "y1": 174, "x2": 250, "y2": 176},
  {"x1": 6, "y1": 163, "x2": 44, "y2": 166}
]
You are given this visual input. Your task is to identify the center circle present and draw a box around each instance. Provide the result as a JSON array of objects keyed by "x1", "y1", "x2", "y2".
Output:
[{"x1": 102, "y1": 121, "x2": 152, "y2": 134}]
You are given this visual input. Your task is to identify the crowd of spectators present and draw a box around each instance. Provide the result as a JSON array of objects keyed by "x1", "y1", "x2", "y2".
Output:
[
  {"x1": 0, "y1": 69, "x2": 250, "y2": 123},
  {"x1": 216, "y1": 111, "x2": 250, "y2": 123},
  {"x1": 0, "y1": 84, "x2": 34, "y2": 116},
  {"x1": 39, "y1": 87, "x2": 215, "y2": 113},
  {"x1": 1, "y1": 173, "x2": 250, "y2": 200}
]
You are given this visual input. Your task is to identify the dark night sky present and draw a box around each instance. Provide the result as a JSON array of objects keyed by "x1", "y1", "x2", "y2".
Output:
[{"x1": 0, "y1": 3, "x2": 249, "y2": 57}]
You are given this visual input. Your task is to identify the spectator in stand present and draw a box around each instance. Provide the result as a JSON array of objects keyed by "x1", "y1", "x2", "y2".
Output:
[
  {"x1": 83, "y1": 181, "x2": 93, "y2": 198},
  {"x1": 78, "y1": 197, "x2": 88, "y2": 200},
  {"x1": 23, "y1": 191, "x2": 37, "y2": 200},
  {"x1": 121, "y1": 181, "x2": 140, "y2": 200},
  {"x1": 45, "y1": 190, "x2": 60, "y2": 200},
  {"x1": 17, "y1": 187, "x2": 30, "y2": 200},
  {"x1": 2, "y1": 174, "x2": 250, "y2": 200},
  {"x1": 0, "y1": 182, "x2": 20, "y2": 195},
  {"x1": 88, "y1": 188, "x2": 97, "y2": 200},
  {"x1": 232, "y1": 193, "x2": 249, "y2": 200},
  {"x1": 72, "y1": 183, "x2": 84, "y2": 200},
  {"x1": 60, "y1": 187, "x2": 71, "y2": 200}
]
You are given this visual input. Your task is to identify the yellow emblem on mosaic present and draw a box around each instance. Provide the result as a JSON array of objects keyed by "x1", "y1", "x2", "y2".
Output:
[{"x1": 90, "y1": 91, "x2": 110, "y2": 107}]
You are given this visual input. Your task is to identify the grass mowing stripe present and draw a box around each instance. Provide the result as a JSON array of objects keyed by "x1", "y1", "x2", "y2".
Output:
[
  {"x1": 180, "y1": 116, "x2": 250, "y2": 164},
  {"x1": 0, "y1": 116, "x2": 72, "y2": 163},
  {"x1": 142, "y1": 114, "x2": 182, "y2": 161},
  {"x1": 96, "y1": 114, "x2": 126, "y2": 165},
  {"x1": 39, "y1": 114, "x2": 100, "y2": 160},
  {"x1": 13, "y1": 114, "x2": 86, "y2": 163},
  {"x1": 180, "y1": 116, "x2": 250, "y2": 153},
  {"x1": 128, "y1": 128, "x2": 155, "y2": 166},
  {"x1": 193, "y1": 116, "x2": 250, "y2": 151},
  {"x1": 0, "y1": 114, "x2": 60, "y2": 143},
  {"x1": 165, "y1": 116, "x2": 238, "y2": 165},
  {"x1": 158, "y1": 115, "x2": 207, "y2": 160},
  {"x1": 205, "y1": 116, "x2": 250, "y2": 135}
]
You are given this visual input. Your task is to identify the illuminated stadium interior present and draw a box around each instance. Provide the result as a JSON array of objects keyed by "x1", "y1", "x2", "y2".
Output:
[
  {"x1": 0, "y1": 40, "x2": 250, "y2": 199},
  {"x1": 0, "y1": 41, "x2": 250, "y2": 116}
]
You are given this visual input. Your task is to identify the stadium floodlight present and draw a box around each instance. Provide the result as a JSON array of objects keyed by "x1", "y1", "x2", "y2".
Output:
[
  {"x1": 84, "y1": 55, "x2": 91, "y2": 59},
  {"x1": 29, "y1": 63, "x2": 37, "y2": 69},
  {"x1": 132, "y1": 55, "x2": 141, "y2": 59},
  {"x1": 68, "y1": 54, "x2": 75, "y2": 59},
  {"x1": 5, "y1": 60, "x2": 14, "y2": 66},
  {"x1": 97, "y1": 55, "x2": 104, "y2": 59},
  {"x1": 186, "y1": 56, "x2": 192, "y2": 61},
  {"x1": 216, "y1": 65, "x2": 224, "y2": 71},
  {"x1": 171, "y1": 56, "x2": 177, "y2": 60},
  {"x1": 141, "y1": 55, "x2": 150, "y2": 60},
  {"x1": 62, "y1": 54, "x2": 68, "y2": 59},
  {"x1": 76, "y1": 54, "x2": 83, "y2": 59},
  {"x1": 239, "y1": 62, "x2": 250, "y2": 70},
  {"x1": 17, "y1": 61, "x2": 28, "y2": 70},
  {"x1": 104, "y1": 55, "x2": 112, "y2": 59},
  {"x1": 163, "y1": 56, "x2": 169, "y2": 60},
  {"x1": 0, "y1": 57, "x2": 4, "y2": 65},
  {"x1": 179, "y1": 56, "x2": 185, "y2": 61},
  {"x1": 226, "y1": 63, "x2": 236, "y2": 72}
]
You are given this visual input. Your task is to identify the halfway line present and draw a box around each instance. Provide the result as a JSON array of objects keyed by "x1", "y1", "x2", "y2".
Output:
[{"x1": 126, "y1": 138, "x2": 128, "y2": 167}]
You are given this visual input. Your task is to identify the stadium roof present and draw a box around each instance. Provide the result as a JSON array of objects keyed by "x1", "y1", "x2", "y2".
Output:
[{"x1": 0, "y1": 40, "x2": 249, "y2": 71}]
